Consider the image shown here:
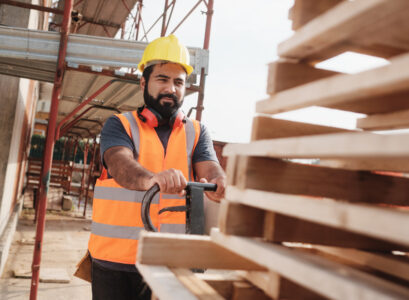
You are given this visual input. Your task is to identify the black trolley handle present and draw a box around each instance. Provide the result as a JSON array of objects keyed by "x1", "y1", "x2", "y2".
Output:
[{"x1": 140, "y1": 182, "x2": 217, "y2": 232}]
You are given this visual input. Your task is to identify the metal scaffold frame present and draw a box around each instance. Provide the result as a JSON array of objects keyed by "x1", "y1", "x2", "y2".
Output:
[{"x1": 0, "y1": 1, "x2": 214, "y2": 299}]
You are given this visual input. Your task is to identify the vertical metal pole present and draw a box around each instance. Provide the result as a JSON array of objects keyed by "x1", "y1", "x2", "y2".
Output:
[
  {"x1": 83, "y1": 139, "x2": 97, "y2": 217},
  {"x1": 29, "y1": 0, "x2": 73, "y2": 299},
  {"x1": 161, "y1": 0, "x2": 169, "y2": 36},
  {"x1": 78, "y1": 141, "x2": 89, "y2": 210},
  {"x1": 195, "y1": 0, "x2": 214, "y2": 121},
  {"x1": 135, "y1": 0, "x2": 143, "y2": 40},
  {"x1": 68, "y1": 139, "x2": 79, "y2": 194}
]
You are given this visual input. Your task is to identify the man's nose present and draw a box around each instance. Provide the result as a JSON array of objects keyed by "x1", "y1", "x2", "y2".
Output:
[{"x1": 163, "y1": 82, "x2": 176, "y2": 94}]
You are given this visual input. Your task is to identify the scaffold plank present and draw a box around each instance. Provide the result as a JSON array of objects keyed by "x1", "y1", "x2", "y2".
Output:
[
  {"x1": 211, "y1": 229, "x2": 409, "y2": 300},
  {"x1": 136, "y1": 264, "x2": 197, "y2": 300},
  {"x1": 279, "y1": 0, "x2": 409, "y2": 61},
  {"x1": 357, "y1": 109, "x2": 409, "y2": 131},
  {"x1": 218, "y1": 201, "x2": 405, "y2": 251},
  {"x1": 137, "y1": 231, "x2": 265, "y2": 271},
  {"x1": 226, "y1": 156, "x2": 409, "y2": 206},
  {"x1": 224, "y1": 186, "x2": 409, "y2": 247},
  {"x1": 257, "y1": 52, "x2": 409, "y2": 115},
  {"x1": 251, "y1": 116, "x2": 351, "y2": 141},
  {"x1": 312, "y1": 245, "x2": 409, "y2": 282},
  {"x1": 223, "y1": 132, "x2": 409, "y2": 159}
]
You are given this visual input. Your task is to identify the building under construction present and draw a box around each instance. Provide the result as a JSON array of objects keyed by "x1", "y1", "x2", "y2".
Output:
[{"x1": 1, "y1": 0, "x2": 409, "y2": 299}]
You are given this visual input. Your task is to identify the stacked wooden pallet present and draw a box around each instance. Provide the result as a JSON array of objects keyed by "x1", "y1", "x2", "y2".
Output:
[{"x1": 137, "y1": 1, "x2": 409, "y2": 299}]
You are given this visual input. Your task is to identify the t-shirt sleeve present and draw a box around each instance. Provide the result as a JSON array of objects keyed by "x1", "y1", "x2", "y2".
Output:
[
  {"x1": 192, "y1": 123, "x2": 219, "y2": 163},
  {"x1": 100, "y1": 115, "x2": 135, "y2": 168}
]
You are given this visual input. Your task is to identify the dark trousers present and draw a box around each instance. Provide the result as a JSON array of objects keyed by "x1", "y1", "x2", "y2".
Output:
[{"x1": 91, "y1": 260, "x2": 151, "y2": 300}]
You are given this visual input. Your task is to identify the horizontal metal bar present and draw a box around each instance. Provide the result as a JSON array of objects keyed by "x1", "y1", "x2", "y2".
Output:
[{"x1": 0, "y1": 25, "x2": 209, "y2": 80}]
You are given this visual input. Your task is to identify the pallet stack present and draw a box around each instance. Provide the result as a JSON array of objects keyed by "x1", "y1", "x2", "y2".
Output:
[{"x1": 136, "y1": 1, "x2": 409, "y2": 299}]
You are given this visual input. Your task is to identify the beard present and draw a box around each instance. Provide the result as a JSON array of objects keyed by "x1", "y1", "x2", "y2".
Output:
[{"x1": 143, "y1": 87, "x2": 183, "y2": 120}]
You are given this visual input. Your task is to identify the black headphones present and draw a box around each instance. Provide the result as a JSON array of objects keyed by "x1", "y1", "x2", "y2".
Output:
[{"x1": 137, "y1": 106, "x2": 186, "y2": 128}]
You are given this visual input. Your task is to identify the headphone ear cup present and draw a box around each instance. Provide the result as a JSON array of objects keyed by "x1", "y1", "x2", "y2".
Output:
[
  {"x1": 172, "y1": 111, "x2": 185, "y2": 128},
  {"x1": 138, "y1": 107, "x2": 162, "y2": 127}
]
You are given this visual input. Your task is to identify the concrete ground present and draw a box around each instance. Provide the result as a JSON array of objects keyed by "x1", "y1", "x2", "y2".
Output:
[{"x1": 0, "y1": 207, "x2": 92, "y2": 299}]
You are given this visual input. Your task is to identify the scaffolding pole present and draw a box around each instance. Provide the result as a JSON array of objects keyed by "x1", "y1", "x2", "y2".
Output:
[
  {"x1": 196, "y1": 0, "x2": 214, "y2": 121},
  {"x1": 29, "y1": 0, "x2": 73, "y2": 299}
]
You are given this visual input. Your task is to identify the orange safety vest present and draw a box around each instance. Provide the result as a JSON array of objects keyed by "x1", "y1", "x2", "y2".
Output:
[{"x1": 88, "y1": 111, "x2": 200, "y2": 264}]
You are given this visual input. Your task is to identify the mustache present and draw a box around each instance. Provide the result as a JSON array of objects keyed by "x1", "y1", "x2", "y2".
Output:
[{"x1": 158, "y1": 93, "x2": 178, "y2": 104}]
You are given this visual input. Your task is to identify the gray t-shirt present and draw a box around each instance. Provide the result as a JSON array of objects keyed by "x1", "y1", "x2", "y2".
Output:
[{"x1": 94, "y1": 114, "x2": 219, "y2": 271}]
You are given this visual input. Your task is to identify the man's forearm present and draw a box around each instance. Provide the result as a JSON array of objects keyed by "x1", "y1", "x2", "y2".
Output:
[{"x1": 104, "y1": 146, "x2": 154, "y2": 190}]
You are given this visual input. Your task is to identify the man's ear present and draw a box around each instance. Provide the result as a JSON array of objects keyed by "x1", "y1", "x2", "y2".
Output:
[{"x1": 140, "y1": 76, "x2": 146, "y2": 92}]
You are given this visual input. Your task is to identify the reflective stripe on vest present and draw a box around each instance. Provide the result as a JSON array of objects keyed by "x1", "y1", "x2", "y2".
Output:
[{"x1": 89, "y1": 111, "x2": 200, "y2": 264}]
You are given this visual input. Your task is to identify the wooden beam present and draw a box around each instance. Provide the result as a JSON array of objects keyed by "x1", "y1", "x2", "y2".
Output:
[
  {"x1": 312, "y1": 245, "x2": 409, "y2": 282},
  {"x1": 223, "y1": 132, "x2": 409, "y2": 159},
  {"x1": 137, "y1": 231, "x2": 266, "y2": 271},
  {"x1": 266, "y1": 60, "x2": 339, "y2": 95},
  {"x1": 357, "y1": 109, "x2": 409, "y2": 131},
  {"x1": 229, "y1": 156, "x2": 409, "y2": 206},
  {"x1": 240, "y1": 270, "x2": 326, "y2": 300},
  {"x1": 225, "y1": 186, "x2": 409, "y2": 247},
  {"x1": 290, "y1": 0, "x2": 344, "y2": 31},
  {"x1": 136, "y1": 264, "x2": 197, "y2": 300},
  {"x1": 250, "y1": 116, "x2": 351, "y2": 141},
  {"x1": 327, "y1": 90, "x2": 409, "y2": 115},
  {"x1": 256, "y1": 52, "x2": 409, "y2": 115},
  {"x1": 278, "y1": 0, "x2": 408, "y2": 60},
  {"x1": 318, "y1": 158, "x2": 409, "y2": 172},
  {"x1": 196, "y1": 273, "x2": 244, "y2": 299},
  {"x1": 218, "y1": 201, "x2": 406, "y2": 251},
  {"x1": 211, "y1": 229, "x2": 409, "y2": 300},
  {"x1": 171, "y1": 268, "x2": 224, "y2": 300}
]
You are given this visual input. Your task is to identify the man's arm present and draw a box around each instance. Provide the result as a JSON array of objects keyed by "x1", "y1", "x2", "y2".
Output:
[
  {"x1": 105, "y1": 146, "x2": 187, "y2": 194},
  {"x1": 194, "y1": 160, "x2": 226, "y2": 202}
]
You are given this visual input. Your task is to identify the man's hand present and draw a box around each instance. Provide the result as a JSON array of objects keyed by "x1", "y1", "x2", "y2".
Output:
[
  {"x1": 199, "y1": 176, "x2": 226, "y2": 202},
  {"x1": 149, "y1": 168, "x2": 187, "y2": 195},
  {"x1": 105, "y1": 146, "x2": 187, "y2": 194},
  {"x1": 194, "y1": 160, "x2": 227, "y2": 202}
]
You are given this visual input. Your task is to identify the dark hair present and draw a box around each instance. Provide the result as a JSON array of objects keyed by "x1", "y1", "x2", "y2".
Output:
[{"x1": 142, "y1": 64, "x2": 154, "y2": 86}]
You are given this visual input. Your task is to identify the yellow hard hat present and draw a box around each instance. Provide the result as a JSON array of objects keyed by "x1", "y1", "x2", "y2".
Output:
[{"x1": 138, "y1": 35, "x2": 194, "y2": 75}]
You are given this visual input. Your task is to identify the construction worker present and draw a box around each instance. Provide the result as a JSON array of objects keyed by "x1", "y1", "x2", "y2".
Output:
[{"x1": 87, "y1": 35, "x2": 226, "y2": 300}]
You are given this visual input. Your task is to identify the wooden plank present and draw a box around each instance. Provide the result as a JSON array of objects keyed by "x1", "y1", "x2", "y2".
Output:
[
  {"x1": 229, "y1": 156, "x2": 409, "y2": 206},
  {"x1": 136, "y1": 264, "x2": 197, "y2": 300},
  {"x1": 290, "y1": 0, "x2": 344, "y2": 31},
  {"x1": 196, "y1": 273, "x2": 243, "y2": 299},
  {"x1": 357, "y1": 109, "x2": 409, "y2": 131},
  {"x1": 278, "y1": 0, "x2": 409, "y2": 61},
  {"x1": 266, "y1": 60, "x2": 339, "y2": 95},
  {"x1": 223, "y1": 132, "x2": 409, "y2": 159},
  {"x1": 312, "y1": 245, "x2": 409, "y2": 282},
  {"x1": 218, "y1": 201, "x2": 406, "y2": 251},
  {"x1": 250, "y1": 116, "x2": 351, "y2": 141},
  {"x1": 225, "y1": 186, "x2": 409, "y2": 247},
  {"x1": 137, "y1": 231, "x2": 266, "y2": 271},
  {"x1": 171, "y1": 268, "x2": 224, "y2": 300},
  {"x1": 318, "y1": 158, "x2": 409, "y2": 172},
  {"x1": 211, "y1": 229, "x2": 409, "y2": 300},
  {"x1": 240, "y1": 270, "x2": 326, "y2": 300},
  {"x1": 256, "y1": 52, "x2": 409, "y2": 115}
]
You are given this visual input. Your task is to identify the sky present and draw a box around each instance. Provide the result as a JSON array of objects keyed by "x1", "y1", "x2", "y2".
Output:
[{"x1": 131, "y1": 1, "x2": 390, "y2": 143}]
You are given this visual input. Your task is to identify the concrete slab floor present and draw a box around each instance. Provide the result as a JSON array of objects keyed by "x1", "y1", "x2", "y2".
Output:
[{"x1": 0, "y1": 210, "x2": 92, "y2": 299}]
